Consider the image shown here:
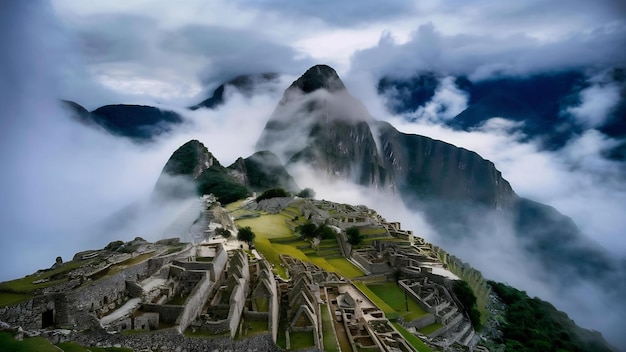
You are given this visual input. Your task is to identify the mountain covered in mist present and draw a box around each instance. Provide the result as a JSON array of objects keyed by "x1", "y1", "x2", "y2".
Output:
[
  {"x1": 62, "y1": 101, "x2": 183, "y2": 142},
  {"x1": 154, "y1": 139, "x2": 298, "y2": 204},
  {"x1": 255, "y1": 65, "x2": 619, "y2": 283},
  {"x1": 378, "y1": 68, "x2": 626, "y2": 159}
]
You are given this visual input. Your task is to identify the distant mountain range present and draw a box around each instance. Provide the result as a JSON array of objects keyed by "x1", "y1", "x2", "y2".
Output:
[{"x1": 378, "y1": 69, "x2": 626, "y2": 159}]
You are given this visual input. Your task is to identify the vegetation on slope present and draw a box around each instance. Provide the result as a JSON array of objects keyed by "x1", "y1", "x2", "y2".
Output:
[
  {"x1": 256, "y1": 188, "x2": 289, "y2": 202},
  {"x1": 196, "y1": 166, "x2": 249, "y2": 204},
  {"x1": 452, "y1": 280, "x2": 481, "y2": 330},
  {"x1": 490, "y1": 281, "x2": 614, "y2": 352}
]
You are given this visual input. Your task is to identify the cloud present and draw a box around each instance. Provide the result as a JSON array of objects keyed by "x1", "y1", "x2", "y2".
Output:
[
  {"x1": 350, "y1": 22, "x2": 626, "y2": 81},
  {"x1": 0, "y1": 1, "x2": 294, "y2": 281},
  {"x1": 566, "y1": 81, "x2": 621, "y2": 128},
  {"x1": 233, "y1": 0, "x2": 417, "y2": 26},
  {"x1": 405, "y1": 76, "x2": 468, "y2": 122}
]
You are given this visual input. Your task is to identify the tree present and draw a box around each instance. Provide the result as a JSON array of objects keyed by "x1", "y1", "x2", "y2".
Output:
[
  {"x1": 256, "y1": 188, "x2": 289, "y2": 202},
  {"x1": 346, "y1": 227, "x2": 363, "y2": 246},
  {"x1": 237, "y1": 226, "x2": 256, "y2": 244},
  {"x1": 452, "y1": 280, "x2": 481, "y2": 330},
  {"x1": 316, "y1": 224, "x2": 336, "y2": 239},
  {"x1": 297, "y1": 222, "x2": 318, "y2": 239},
  {"x1": 296, "y1": 188, "x2": 315, "y2": 198}
]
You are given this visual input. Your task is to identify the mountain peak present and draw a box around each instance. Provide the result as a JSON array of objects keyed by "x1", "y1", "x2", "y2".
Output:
[{"x1": 288, "y1": 64, "x2": 346, "y2": 93}]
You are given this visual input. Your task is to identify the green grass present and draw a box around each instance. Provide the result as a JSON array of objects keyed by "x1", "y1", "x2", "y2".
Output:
[
  {"x1": 57, "y1": 342, "x2": 91, "y2": 352},
  {"x1": 321, "y1": 304, "x2": 339, "y2": 352},
  {"x1": 0, "y1": 292, "x2": 33, "y2": 307},
  {"x1": 0, "y1": 333, "x2": 133, "y2": 352},
  {"x1": 238, "y1": 212, "x2": 364, "y2": 280},
  {"x1": 326, "y1": 258, "x2": 364, "y2": 278},
  {"x1": 359, "y1": 227, "x2": 388, "y2": 236},
  {"x1": 0, "y1": 259, "x2": 92, "y2": 295},
  {"x1": 366, "y1": 283, "x2": 428, "y2": 321},
  {"x1": 236, "y1": 213, "x2": 293, "y2": 239},
  {"x1": 353, "y1": 282, "x2": 398, "y2": 320},
  {"x1": 289, "y1": 331, "x2": 315, "y2": 349},
  {"x1": 255, "y1": 297, "x2": 269, "y2": 312},
  {"x1": 0, "y1": 332, "x2": 59, "y2": 352},
  {"x1": 391, "y1": 323, "x2": 435, "y2": 352},
  {"x1": 418, "y1": 322, "x2": 443, "y2": 335}
]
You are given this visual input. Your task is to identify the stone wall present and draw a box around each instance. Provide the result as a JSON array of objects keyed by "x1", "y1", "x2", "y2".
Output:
[
  {"x1": 0, "y1": 294, "x2": 60, "y2": 330},
  {"x1": 211, "y1": 246, "x2": 228, "y2": 281},
  {"x1": 405, "y1": 313, "x2": 436, "y2": 329},
  {"x1": 47, "y1": 327, "x2": 280, "y2": 352},
  {"x1": 176, "y1": 272, "x2": 214, "y2": 333},
  {"x1": 142, "y1": 304, "x2": 184, "y2": 324},
  {"x1": 227, "y1": 282, "x2": 246, "y2": 337},
  {"x1": 125, "y1": 281, "x2": 143, "y2": 298}
]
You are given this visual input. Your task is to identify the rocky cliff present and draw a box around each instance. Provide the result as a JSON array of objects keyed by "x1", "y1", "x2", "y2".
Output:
[{"x1": 254, "y1": 64, "x2": 622, "y2": 285}]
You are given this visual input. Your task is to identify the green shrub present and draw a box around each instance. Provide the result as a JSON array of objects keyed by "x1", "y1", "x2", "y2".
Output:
[{"x1": 256, "y1": 188, "x2": 289, "y2": 202}]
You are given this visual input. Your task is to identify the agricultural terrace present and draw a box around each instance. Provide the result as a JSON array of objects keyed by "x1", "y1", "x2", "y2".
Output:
[
  {"x1": 232, "y1": 206, "x2": 363, "y2": 280},
  {"x1": 353, "y1": 282, "x2": 429, "y2": 322}
]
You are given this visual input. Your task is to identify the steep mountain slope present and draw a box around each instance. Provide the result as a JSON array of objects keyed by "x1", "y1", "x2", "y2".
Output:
[
  {"x1": 227, "y1": 150, "x2": 299, "y2": 193},
  {"x1": 255, "y1": 64, "x2": 623, "y2": 285},
  {"x1": 189, "y1": 72, "x2": 279, "y2": 110},
  {"x1": 154, "y1": 140, "x2": 299, "y2": 204},
  {"x1": 256, "y1": 65, "x2": 392, "y2": 187}
]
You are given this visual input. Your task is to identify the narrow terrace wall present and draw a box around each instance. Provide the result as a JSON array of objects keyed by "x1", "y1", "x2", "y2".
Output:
[{"x1": 176, "y1": 272, "x2": 214, "y2": 333}]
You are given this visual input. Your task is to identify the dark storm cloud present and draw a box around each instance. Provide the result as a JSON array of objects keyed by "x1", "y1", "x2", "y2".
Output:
[{"x1": 234, "y1": 0, "x2": 416, "y2": 26}]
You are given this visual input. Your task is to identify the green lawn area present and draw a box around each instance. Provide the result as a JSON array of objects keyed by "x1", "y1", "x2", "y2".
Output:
[
  {"x1": 237, "y1": 212, "x2": 364, "y2": 280},
  {"x1": 289, "y1": 331, "x2": 315, "y2": 349},
  {"x1": 0, "y1": 259, "x2": 93, "y2": 295},
  {"x1": 391, "y1": 323, "x2": 435, "y2": 352},
  {"x1": 320, "y1": 304, "x2": 339, "y2": 352},
  {"x1": 418, "y1": 322, "x2": 443, "y2": 335},
  {"x1": 236, "y1": 213, "x2": 293, "y2": 239},
  {"x1": 359, "y1": 226, "x2": 388, "y2": 236},
  {"x1": 0, "y1": 292, "x2": 33, "y2": 307},
  {"x1": 326, "y1": 258, "x2": 364, "y2": 278},
  {"x1": 0, "y1": 332, "x2": 59, "y2": 352},
  {"x1": 255, "y1": 297, "x2": 269, "y2": 312},
  {"x1": 353, "y1": 282, "x2": 398, "y2": 320},
  {"x1": 366, "y1": 283, "x2": 428, "y2": 321},
  {"x1": 0, "y1": 333, "x2": 133, "y2": 352},
  {"x1": 236, "y1": 317, "x2": 268, "y2": 339}
]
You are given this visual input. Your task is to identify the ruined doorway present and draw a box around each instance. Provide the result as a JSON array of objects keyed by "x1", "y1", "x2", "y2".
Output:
[{"x1": 42, "y1": 309, "x2": 54, "y2": 328}]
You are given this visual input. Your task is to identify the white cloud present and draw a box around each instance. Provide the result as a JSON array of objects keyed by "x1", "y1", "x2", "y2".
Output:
[
  {"x1": 567, "y1": 83, "x2": 621, "y2": 128},
  {"x1": 407, "y1": 76, "x2": 468, "y2": 122}
]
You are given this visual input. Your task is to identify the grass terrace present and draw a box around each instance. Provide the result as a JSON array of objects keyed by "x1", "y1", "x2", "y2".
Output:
[
  {"x1": 366, "y1": 282, "x2": 428, "y2": 321},
  {"x1": 418, "y1": 322, "x2": 443, "y2": 335},
  {"x1": 234, "y1": 208, "x2": 363, "y2": 279},
  {"x1": 353, "y1": 282, "x2": 398, "y2": 320},
  {"x1": 321, "y1": 304, "x2": 339, "y2": 352},
  {"x1": 0, "y1": 332, "x2": 133, "y2": 352},
  {"x1": 0, "y1": 259, "x2": 94, "y2": 306},
  {"x1": 359, "y1": 226, "x2": 388, "y2": 236},
  {"x1": 236, "y1": 317, "x2": 268, "y2": 339},
  {"x1": 391, "y1": 322, "x2": 435, "y2": 352},
  {"x1": 289, "y1": 331, "x2": 315, "y2": 350}
]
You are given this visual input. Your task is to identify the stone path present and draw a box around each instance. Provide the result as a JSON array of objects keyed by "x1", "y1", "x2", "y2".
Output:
[{"x1": 100, "y1": 298, "x2": 141, "y2": 326}]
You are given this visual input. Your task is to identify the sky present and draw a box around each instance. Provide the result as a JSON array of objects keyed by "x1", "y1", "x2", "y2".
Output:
[{"x1": 1, "y1": 0, "x2": 626, "y2": 347}]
